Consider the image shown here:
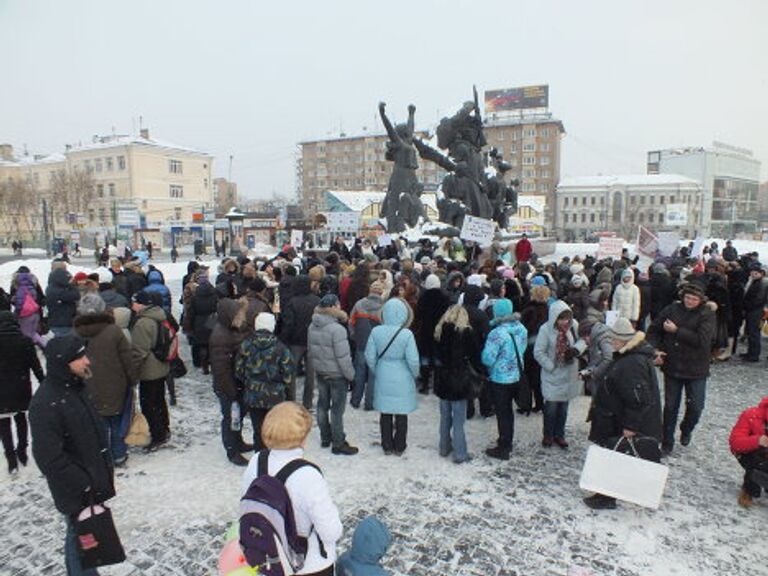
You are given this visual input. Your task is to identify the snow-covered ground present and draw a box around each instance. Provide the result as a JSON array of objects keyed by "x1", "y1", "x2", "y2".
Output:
[{"x1": 0, "y1": 247, "x2": 767, "y2": 576}]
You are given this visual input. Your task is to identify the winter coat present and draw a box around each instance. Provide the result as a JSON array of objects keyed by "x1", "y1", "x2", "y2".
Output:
[
  {"x1": 110, "y1": 269, "x2": 130, "y2": 298},
  {"x1": 45, "y1": 268, "x2": 80, "y2": 328},
  {"x1": 463, "y1": 285, "x2": 491, "y2": 347},
  {"x1": 743, "y1": 276, "x2": 768, "y2": 313},
  {"x1": 729, "y1": 397, "x2": 768, "y2": 454},
  {"x1": 99, "y1": 289, "x2": 129, "y2": 310},
  {"x1": 521, "y1": 300, "x2": 548, "y2": 347},
  {"x1": 646, "y1": 299, "x2": 716, "y2": 380},
  {"x1": 589, "y1": 334, "x2": 662, "y2": 444},
  {"x1": 13, "y1": 272, "x2": 44, "y2": 317},
  {"x1": 336, "y1": 516, "x2": 392, "y2": 576},
  {"x1": 280, "y1": 276, "x2": 320, "y2": 347},
  {"x1": 130, "y1": 305, "x2": 170, "y2": 381},
  {"x1": 124, "y1": 266, "x2": 148, "y2": 299},
  {"x1": 308, "y1": 307, "x2": 355, "y2": 381},
  {"x1": 278, "y1": 274, "x2": 295, "y2": 315},
  {"x1": 188, "y1": 281, "x2": 218, "y2": 345},
  {"x1": 210, "y1": 298, "x2": 253, "y2": 400},
  {"x1": 515, "y1": 237, "x2": 532, "y2": 263},
  {"x1": 533, "y1": 300, "x2": 584, "y2": 402},
  {"x1": 365, "y1": 298, "x2": 419, "y2": 415},
  {"x1": 611, "y1": 279, "x2": 640, "y2": 322},
  {"x1": 0, "y1": 312, "x2": 44, "y2": 414},
  {"x1": 29, "y1": 337, "x2": 115, "y2": 515},
  {"x1": 143, "y1": 270, "x2": 172, "y2": 315},
  {"x1": 235, "y1": 330, "x2": 295, "y2": 409},
  {"x1": 434, "y1": 323, "x2": 479, "y2": 402},
  {"x1": 565, "y1": 285, "x2": 590, "y2": 322},
  {"x1": 481, "y1": 318, "x2": 527, "y2": 385},
  {"x1": 649, "y1": 271, "x2": 675, "y2": 320},
  {"x1": 345, "y1": 277, "x2": 371, "y2": 315},
  {"x1": 349, "y1": 295, "x2": 384, "y2": 349},
  {"x1": 74, "y1": 312, "x2": 135, "y2": 416},
  {"x1": 584, "y1": 322, "x2": 614, "y2": 391},
  {"x1": 112, "y1": 307, "x2": 132, "y2": 343},
  {"x1": 414, "y1": 288, "x2": 451, "y2": 358}
]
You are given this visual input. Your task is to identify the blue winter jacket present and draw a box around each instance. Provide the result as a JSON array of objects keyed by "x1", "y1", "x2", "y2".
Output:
[
  {"x1": 365, "y1": 298, "x2": 419, "y2": 415},
  {"x1": 336, "y1": 516, "x2": 392, "y2": 576},
  {"x1": 481, "y1": 299, "x2": 528, "y2": 384},
  {"x1": 143, "y1": 270, "x2": 172, "y2": 315}
]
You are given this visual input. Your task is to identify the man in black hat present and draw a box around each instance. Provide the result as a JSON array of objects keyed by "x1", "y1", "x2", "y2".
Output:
[
  {"x1": 29, "y1": 334, "x2": 116, "y2": 575},
  {"x1": 740, "y1": 263, "x2": 768, "y2": 362},
  {"x1": 647, "y1": 282, "x2": 716, "y2": 455}
]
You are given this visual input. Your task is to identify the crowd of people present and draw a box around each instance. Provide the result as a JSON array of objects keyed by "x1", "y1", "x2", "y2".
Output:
[{"x1": 2, "y1": 232, "x2": 767, "y2": 574}]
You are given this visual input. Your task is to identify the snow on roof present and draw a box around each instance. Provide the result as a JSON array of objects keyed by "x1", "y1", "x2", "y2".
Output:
[
  {"x1": 558, "y1": 174, "x2": 701, "y2": 189},
  {"x1": 326, "y1": 190, "x2": 438, "y2": 213},
  {"x1": 67, "y1": 135, "x2": 211, "y2": 156}
]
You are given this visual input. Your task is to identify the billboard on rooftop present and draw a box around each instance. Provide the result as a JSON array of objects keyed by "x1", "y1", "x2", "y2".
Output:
[{"x1": 484, "y1": 85, "x2": 549, "y2": 112}]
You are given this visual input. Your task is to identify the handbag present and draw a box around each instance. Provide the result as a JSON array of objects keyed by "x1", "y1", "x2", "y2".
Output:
[
  {"x1": 124, "y1": 392, "x2": 151, "y2": 447},
  {"x1": 579, "y1": 436, "x2": 669, "y2": 509},
  {"x1": 510, "y1": 335, "x2": 532, "y2": 412},
  {"x1": 170, "y1": 356, "x2": 188, "y2": 378},
  {"x1": 75, "y1": 499, "x2": 126, "y2": 569}
]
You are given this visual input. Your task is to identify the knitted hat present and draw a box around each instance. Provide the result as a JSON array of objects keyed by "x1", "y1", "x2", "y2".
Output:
[
  {"x1": 492, "y1": 298, "x2": 513, "y2": 320},
  {"x1": 531, "y1": 275, "x2": 546, "y2": 287},
  {"x1": 73, "y1": 271, "x2": 89, "y2": 282},
  {"x1": 572, "y1": 275, "x2": 584, "y2": 288},
  {"x1": 319, "y1": 294, "x2": 339, "y2": 308},
  {"x1": 132, "y1": 291, "x2": 153, "y2": 306},
  {"x1": 607, "y1": 317, "x2": 636, "y2": 342},
  {"x1": 679, "y1": 282, "x2": 706, "y2": 300},
  {"x1": 77, "y1": 293, "x2": 106, "y2": 315},
  {"x1": 254, "y1": 312, "x2": 276, "y2": 333},
  {"x1": 424, "y1": 274, "x2": 441, "y2": 290},
  {"x1": 45, "y1": 334, "x2": 88, "y2": 366}
]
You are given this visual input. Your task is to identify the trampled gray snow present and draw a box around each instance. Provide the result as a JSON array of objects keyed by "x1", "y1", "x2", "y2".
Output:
[{"x1": 0, "y1": 245, "x2": 767, "y2": 576}]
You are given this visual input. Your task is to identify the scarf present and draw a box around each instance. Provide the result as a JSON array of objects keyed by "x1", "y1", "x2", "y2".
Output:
[{"x1": 556, "y1": 323, "x2": 570, "y2": 362}]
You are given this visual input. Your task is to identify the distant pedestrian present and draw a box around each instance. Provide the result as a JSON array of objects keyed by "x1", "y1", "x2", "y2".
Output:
[
  {"x1": 729, "y1": 396, "x2": 768, "y2": 508},
  {"x1": 46, "y1": 267, "x2": 81, "y2": 337}
]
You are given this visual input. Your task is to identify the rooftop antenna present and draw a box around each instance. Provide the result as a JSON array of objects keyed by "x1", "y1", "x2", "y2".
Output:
[{"x1": 139, "y1": 115, "x2": 143, "y2": 132}]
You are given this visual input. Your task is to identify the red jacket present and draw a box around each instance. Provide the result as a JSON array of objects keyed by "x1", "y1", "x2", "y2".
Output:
[
  {"x1": 515, "y1": 238, "x2": 532, "y2": 263},
  {"x1": 729, "y1": 397, "x2": 768, "y2": 454}
]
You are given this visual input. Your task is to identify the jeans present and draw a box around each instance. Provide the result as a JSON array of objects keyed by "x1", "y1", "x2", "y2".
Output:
[
  {"x1": 351, "y1": 348, "x2": 374, "y2": 409},
  {"x1": 543, "y1": 401, "x2": 569, "y2": 439},
  {"x1": 289, "y1": 344, "x2": 315, "y2": 409},
  {"x1": 439, "y1": 399, "x2": 468, "y2": 462},
  {"x1": 217, "y1": 394, "x2": 248, "y2": 456},
  {"x1": 316, "y1": 375, "x2": 348, "y2": 448},
  {"x1": 744, "y1": 308, "x2": 763, "y2": 360},
  {"x1": 490, "y1": 382, "x2": 516, "y2": 450},
  {"x1": 139, "y1": 378, "x2": 170, "y2": 443},
  {"x1": 65, "y1": 515, "x2": 100, "y2": 575},
  {"x1": 662, "y1": 376, "x2": 706, "y2": 447},
  {"x1": 103, "y1": 415, "x2": 126, "y2": 462},
  {"x1": 380, "y1": 414, "x2": 408, "y2": 453},
  {"x1": 737, "y1": 447, "x2": 768, "y2": 497}
]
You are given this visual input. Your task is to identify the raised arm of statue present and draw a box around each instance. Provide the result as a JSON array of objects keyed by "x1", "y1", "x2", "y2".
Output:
[
  {"x1": 414, "y1": 138, "x2": 456, "y2": 172},
  {"x1": 379, "y1": 102, "x2": 401, "y2": 144},
  {"x1": 407, "y1": 104, "x2": 415, "y2": 138}
]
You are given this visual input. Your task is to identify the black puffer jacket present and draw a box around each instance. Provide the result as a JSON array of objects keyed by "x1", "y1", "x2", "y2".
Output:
[
  {"x1": 414, "y1": 288, "x2": 451, "y2": 358},
  {"x1": 589, "y1": 335, "x2": 662, "y2": 444},
  {"x1": 29, "y1": 336, "x2": 115, "y2": 515},
  {"x1": 646, "y1": 299, "x2": 716, "y2": 380},
  {"x1": 189, "y1": 281, "x2": 219, "y2": 345},
  {"x1": 434, "y1": 323, "x2": 480, "y2": 401},
  {"x1": 0, "y1": 311, "x2": 44, "y2": 413},
  {"x1": 744, "y1": 276, "x2": 768, "y2": 313},
  {"x1": 45, "y1": 268, "x2": 80, "y2": 328},
  {"x1": 649, "y1": 271, "x2": 675, "y2": 320},
  {"x1": 462, "y1": 285, "x2": 490, "y2": 346},
  {"x1": 279, "y1": 276, "x2": 319, "y2": 347}
]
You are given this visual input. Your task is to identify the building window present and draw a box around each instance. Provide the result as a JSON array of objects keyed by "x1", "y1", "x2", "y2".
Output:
[
  {"x1": 170, "y1": 185, "x2": 184, "y2": 198},
  {"x1": 523, "y1": 142, "x2": 536, "y2": 152},
  {"x1": 581, "y1": 213, "x2": 586, "y2": 223},
  {"x1": 96, "y1": 184, "x2": 104, "y2": 198},
  {"x1": 509, "y1": 145, "x2": 517, "y2": 154},
  {"x1": 95, "y1": 158, "x2": 103, "y2": 172},
  {"x1": 600, "y1": 196, "x2": 604, "y2": 205},
  {"x1": 591, "y1": 196, "x2": 596, "y2": 205},
  {"x1": 541, "y1": 128, "x2": 551, "y2": 137},
  {"x1": 523, "y1": 156, "x2": 536, "y2": 165},
  {"x1": 108, "y1": 183, "x2": 115, "y2": 197},
  {"x1": 174, "y1": 208, "x2": 182, "y2": 220},
  {"x1": 98, "y1": 208, "x2": 106, "y2": 224},
  {"x1": 582, "y1": 197, "x2": 587, "y2": 206},
  {"x1": 660, "y1": 195, "x2": 665, "y2": 205},
  {"x1": 564, "y1": 197, "x2": 569, "y2": 207},
  {"x1": 540, "y1": 169, "x2": 550, "y2": 178},
  {"x1": 590, "y1": 213, "x2": 596, "y2": 223},
  {"x1": 169, "y1": 160, "x2": 183, "y2": 174},
  {"x1": 669, "y1": 195, "x2": 675, "y2": 203},
  {"x1": 141, "y1": 200, "x2": 147, "y2": 209},
  {"x1": 204, "y1": 178, "x2": 208, "y2": 189},
  {"x1": 639, "y1": 212, "x2": 645, "y2": 223},
  {"x1": 540, "y1": 156, "x2": 551, "y2": 166},
  {"x1": 105, "y1": 157, "x2": 113, "y2": 171},
  {"x1": 629, "y1": 213, "x2": 635, "y2": 223},
  {"x1": 630, "y1": 196, "x2": 636, "y2": 205},
  {"x1": 650, "y1": 195, "x2": 655, "y2": 205},
  {"x1": 85, "y1": 159, "x2": 93, "y2": 173},
  {"x1": 524, "y1": 169, "x2": 535, "y2": 178},
  {"x1": 88, "y1": 209, "x2": 95, "y2": 223},
  {"x1": 117, "y1": 156, "x2": 126, "y2": 170},
  {"x1": 524, "y1": 128, "x2": 536, "y2": 138},
  {"x1": 523, "y1": 182, "x2": 535, "y2": 192},
  {"x1": 649, "y1": 212, "x2": 655, "y2": 223},
  {"x1": 541, "y1": 142, "x2": 551, "y2": 152}
]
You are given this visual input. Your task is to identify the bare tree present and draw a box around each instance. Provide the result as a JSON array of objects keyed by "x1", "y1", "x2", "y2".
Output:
[
  {"x1": 0, "y1": 178, "x2": 40, "y2": 242},
  {"x1": 49, "y1": 168, "x2": 95, "y2": 226}
]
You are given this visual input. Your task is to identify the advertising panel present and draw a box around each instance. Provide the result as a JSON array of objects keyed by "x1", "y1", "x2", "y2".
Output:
[{"x1": 484, "y1": 85, "x2": 549, "y2": 112}]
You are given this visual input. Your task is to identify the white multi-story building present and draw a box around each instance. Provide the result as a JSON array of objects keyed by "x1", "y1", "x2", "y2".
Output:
[
  {"x1": 556, "y1": 174, "x2": 703, "y2": 241},
  {"x1": 647, "y1": 142, "x2": 761, "y2": 237}
]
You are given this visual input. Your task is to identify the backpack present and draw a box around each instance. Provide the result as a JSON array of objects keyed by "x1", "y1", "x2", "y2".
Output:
[
  {"x1": 240, "y1": 450, "x2": 322, "y2": 575},
  {"x1": 152, "y1": 318, "x2": 179, "y2": 362}
]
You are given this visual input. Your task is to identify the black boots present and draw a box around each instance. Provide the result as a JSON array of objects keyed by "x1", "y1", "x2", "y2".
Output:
[{"x1": 6, "y1": 451, "x2": 18, "y2": 474}]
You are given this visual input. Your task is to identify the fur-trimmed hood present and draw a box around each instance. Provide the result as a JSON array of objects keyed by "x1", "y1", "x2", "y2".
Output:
[
  {"x1": 616, "y1": 331, "x2": 646, "y2": 354},
  {"x1": 310, "y1": 305, "x2": 348, "y2": 330}
]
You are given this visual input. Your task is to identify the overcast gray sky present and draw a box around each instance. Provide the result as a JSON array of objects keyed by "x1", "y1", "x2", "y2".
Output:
[{"x1": 1, "y1": 0, "x2": 766, "y2": 199}]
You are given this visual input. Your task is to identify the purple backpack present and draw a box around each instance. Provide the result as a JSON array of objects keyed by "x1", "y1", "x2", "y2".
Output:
[{"x1": 239, "y1": 450, "x2": 322, "y2": 575}]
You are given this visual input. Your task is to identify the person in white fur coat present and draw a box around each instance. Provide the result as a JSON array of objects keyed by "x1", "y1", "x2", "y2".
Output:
[{"x1": 611, "y1": 269, "x2": 640, "y2": 325}]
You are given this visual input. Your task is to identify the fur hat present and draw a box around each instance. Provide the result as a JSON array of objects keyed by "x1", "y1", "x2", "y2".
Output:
[
  {"x1": 77, "y1": 293, "x2": 106, "y2": 315},
  {"x1": 254, "y1": 312, "x2": 276, "y2": 333},
  {"x1": 261, "y1": 401, "x2": 312, "y2": 450},
  {"x1": 424, "y1": 274, "x2": 441, "y2": 290},
  {"x1": 679, "y1": 282, "x2": 706, "y2": 300},
  {"x1": 607, "y1": 317, "x2": 636, "y2": 342}
]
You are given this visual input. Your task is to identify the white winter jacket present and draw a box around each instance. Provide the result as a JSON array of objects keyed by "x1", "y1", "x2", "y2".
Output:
[
  {"x1": 242, "y1": 448, "x2": 342, "y2": 574},
  {"x1": 611, "y1": 280, "x2": 640, "y2": 322}
]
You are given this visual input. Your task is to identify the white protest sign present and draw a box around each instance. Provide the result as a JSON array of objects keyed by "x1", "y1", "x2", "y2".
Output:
[
  {"x1": 597, "y1": 237, "x2": 624, "y2": 260},
  {"x1": 290, "y1": 230, "x2": 303, "y2": 247},
  {"x1": 657, "y1": 231, "x2": 680, "y2": 257},
  {"x1": 605, "y1": 310, "x2": 620, "y2": 328},
  {"x1": 460, "y1": 215, "x2": 495, "y2": 247},
  {"x1": 691, "y1": 237, "x2": 705, "y2": 258},
  {"x1": 327, "y1": 212, "x2": 360, "y2": 233},
  {"x1": 378, "y1": 234, "x2": 392, "y2": 247}
]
